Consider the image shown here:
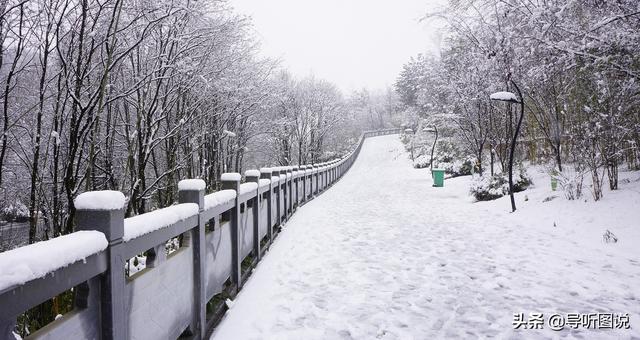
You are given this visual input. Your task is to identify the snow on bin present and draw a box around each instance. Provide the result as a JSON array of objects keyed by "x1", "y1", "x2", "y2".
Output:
[{"x1": 432, "y1": 168, "x2": 445, "y2": 187}]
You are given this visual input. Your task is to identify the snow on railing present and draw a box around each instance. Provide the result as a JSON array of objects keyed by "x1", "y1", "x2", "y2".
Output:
[
  {"x1": 0, "y1": 231, "x2": 107, "y2": 292},
  {"x1": 123, "y1": 203, "x2": 199, "y2": 242},
  {"x1": 0, "y1": 128, "x2": 402, "y2": 340}
]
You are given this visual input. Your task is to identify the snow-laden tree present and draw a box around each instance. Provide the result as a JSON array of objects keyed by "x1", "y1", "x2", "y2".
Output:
[{"x1": 396, "y1": 0, "x2": 640, "y2": 199}]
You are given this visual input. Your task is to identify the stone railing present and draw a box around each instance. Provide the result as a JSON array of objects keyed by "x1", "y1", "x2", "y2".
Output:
[{"x1": 0, "y1": 128, "x2": 401, "y2": 340}]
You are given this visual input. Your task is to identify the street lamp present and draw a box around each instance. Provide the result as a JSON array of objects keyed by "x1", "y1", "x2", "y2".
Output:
[
  {"x1": 423, "y1": 125, "x2": 438, "y2": 172},
  {"x1": 490, "y1": 80, "x2": 524, "y2": 212}
]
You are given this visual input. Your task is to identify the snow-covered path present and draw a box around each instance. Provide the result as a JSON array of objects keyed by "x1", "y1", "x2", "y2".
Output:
[{"x1": 212, "y1": 135, "x2": 640, "y2": 340}]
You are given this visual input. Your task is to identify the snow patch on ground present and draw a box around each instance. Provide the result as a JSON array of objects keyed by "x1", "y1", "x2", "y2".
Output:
[{"x1": 211, "y1": 135, "x2": 640, "y2": 340}]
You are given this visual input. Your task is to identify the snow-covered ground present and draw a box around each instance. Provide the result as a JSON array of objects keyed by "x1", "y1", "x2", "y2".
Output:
[{"x1": 211, "y1": 135, "x2": 640, "y2": 340}]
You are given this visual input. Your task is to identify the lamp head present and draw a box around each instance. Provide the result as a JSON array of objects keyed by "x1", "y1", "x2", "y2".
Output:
[{"x1": 490, "y1": 91, "x2": 520, "y2": 104}]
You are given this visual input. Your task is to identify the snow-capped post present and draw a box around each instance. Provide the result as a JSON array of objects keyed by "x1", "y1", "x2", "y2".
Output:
[
  {"x1": 285, "y1": 167, "x2": 293, "y2": 217},
  {"x1": 302, "y1": 165, "x2": 309, "y2": 199},
  {"x1": 325, "y1": 163, "x2": 330, "y2": 186},
  {"x1": 326, "y1": 163, "x2": 330, "y2": 188},
  {"x1": 292, "y1": 166, "x2": 299, "y2": 208},
  {"x1": 221, "y1": 173, "x2": 242, "y2": 290},
  {"x1": 490, "y1": 81, "x2": 525, "y2": 213},
  {"x1": 313, "y1": 164, "x2": 319, "y2": 195},
  {"x1": 177, "y1": 179, "x2": 206, "y2": 338},
  {"x1": 74, "y1": 190, "x2": 127, "y2": 340},
  {"x1": 278, "y1": 167, "x2": 288, "y2": 221},
  {"x1": 299, "y1": 165, "x2": 306, "y2": 203},
  {"x1": 331, "y1": 161, "x2": 335, "y2": 181},
  {"x1": 271, "y1": 168, "x2": 282, "y2": 225},
  {"x1": 323, "y1": 163, "x2": 328, "y2": 190},
  {"x1": 245, "y1": 170, "x2": 261, "y2": 260},
  {"x1": 311, "y1": 164, "x2": 318, "y2": 197},
  {"x1": 330, "y1": 161, "x2": 335, "y2": 184},
  {"x1": 259, "y1": 168, "x2": 274, "y2": 242},
  {"x1": 322, "y1": 164, "x2": 327, "y2": 190},
  {"x1": 308, "y1": 165, "x2": 313, "y2": 197}
]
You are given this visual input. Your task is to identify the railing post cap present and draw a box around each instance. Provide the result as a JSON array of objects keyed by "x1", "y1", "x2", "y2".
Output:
[
  {"x1": 221, "y1": 172, "x2": 241, "y2": 190},
  {"x1": 74, "y1": 190, "x2": 125, "y2": 242},
  {"x1": 244, "y1": 169, "x2": 261, "y2": 178},
  {"x1": 178, "y1": 179, "x2": 205, "y2": 209},
  {"x1": 220, "y1": 172, "x2": 241, "y2": 182},
  {"x1": 74, "y1": 190, "x2": 126, "y2": 211},
  {"x1": 259, "y1": 168, "x2": 272, "y2": 179},
  {"x1": 177, "y1": 179, "x2": 206, "y2": 192}
]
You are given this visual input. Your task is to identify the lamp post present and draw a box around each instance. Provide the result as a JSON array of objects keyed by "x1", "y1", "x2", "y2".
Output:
[
  {"x1": 423, "y1": 125, "x2": 438, "y2": 172},
  {"x1": 490, "y1": 80, "x2": 524, "y2": 212}
]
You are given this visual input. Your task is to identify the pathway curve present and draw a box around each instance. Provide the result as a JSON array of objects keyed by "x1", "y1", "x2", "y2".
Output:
[{"x1": 211, "y1": 135, "x2": 640, "y2": 340}]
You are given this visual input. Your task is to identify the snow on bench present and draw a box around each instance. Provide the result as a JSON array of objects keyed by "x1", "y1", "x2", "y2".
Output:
[
  {"x1": 0, "y1": 231, "x2": 108, "y2": 291},
  {"x1": 123, "y1": 204, "x2": 199, "y2": 242}
]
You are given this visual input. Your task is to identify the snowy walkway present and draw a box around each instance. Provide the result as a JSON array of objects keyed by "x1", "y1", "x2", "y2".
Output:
[{"x1": 212, "y1": 135, "x2": 640, "y2": 340}]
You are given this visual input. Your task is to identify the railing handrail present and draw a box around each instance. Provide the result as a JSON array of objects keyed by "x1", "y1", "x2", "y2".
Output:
[{"x1": 0, "y1": 128, "x2": 402, "y2": 340}]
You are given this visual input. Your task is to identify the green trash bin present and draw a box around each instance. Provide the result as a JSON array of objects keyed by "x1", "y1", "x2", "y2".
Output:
[
  {"x1": 550, "y1": 170, "x2": 558, "y2": 191},
  {"x1": 550, "y1": 176, "x2": 558, "y2": 191},
  {"x1": 432, "y1": 168, "x2": 445, "y2": 187}
]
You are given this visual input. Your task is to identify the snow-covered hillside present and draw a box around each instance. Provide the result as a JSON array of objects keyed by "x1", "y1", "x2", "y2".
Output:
[{"x1": 211, "y1": 135, "x2": 640, "y2": 340}]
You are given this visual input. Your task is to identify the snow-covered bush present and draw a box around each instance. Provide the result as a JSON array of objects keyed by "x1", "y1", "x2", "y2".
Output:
[
  {"x1": 557, "y1": 168, "x2": 584, "y2": 200},
  {"x1": 436, "y1": 155, "x2": 477, "y2": 177},
  {"x1": 1, "y1": 201, "x2": 29, "y2": 222},
  {"x1": 412, "y1": 140, "x2": 478, "y2": 177},
  {"x1": 413, "y1": 154, "x2": 431, "y2": 169},
  {"x1": 470, "y1": 168, "x2": 532, "y2": 201},
  {"x1": 400, "y1": 133, "x2": 412, "y2": 146}
]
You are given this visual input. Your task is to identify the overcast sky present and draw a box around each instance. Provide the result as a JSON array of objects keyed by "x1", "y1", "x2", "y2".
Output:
[{"x1": 229, "y1": 0, "x2": 445, "y2": 94}]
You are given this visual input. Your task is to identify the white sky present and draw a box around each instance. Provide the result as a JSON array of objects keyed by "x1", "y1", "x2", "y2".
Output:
[{"x1": 229, "y1": 0, "x2": 445, "y2": 94}]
